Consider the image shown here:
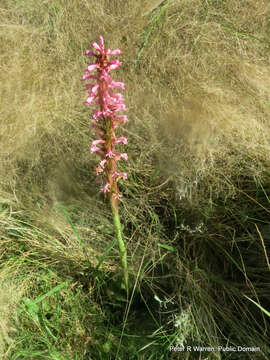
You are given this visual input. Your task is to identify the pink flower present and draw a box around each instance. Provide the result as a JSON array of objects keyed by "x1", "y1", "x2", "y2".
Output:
[
  {"x1": 120, "y1": 153, "x2": 128, "y2": 160},
  {"x1": 87, "y1": 64, "x2": 98, "y2": 72},
  {"x1": 108, "y1": 60, "x2": 122, "y2": 71},
  {"x1": 90, "y1": 139, "x2": 105, "y2": 153},
  {"x1": 112, "y1": 193, "x2": 122, "y2": 200},
  {"x1": 86, "y1": 84, "x2": 99, "y2": 93},
  {"x1": 107, "y1": 49, "x2": 122, "y2": 56},
  {"x1": 92, "y1": 139, "x2": 105, "y2": 146},
  {"x1": 115, "y1": 137, "x2": 128, "y2": 144},
  {"x1": 112, "y1": 171, "x2": 128, "y2": 180},
  {"x1": 119, "y1": 172, "x2": 128, "y2": 180},
  {"x1": 115, "y1": 114, "x2": 128, "y2": 124},
  {"x1": 85, "y1": 50, "x2": 98, "y2": 57},
  {"x1": 109, "y1": 80, "x2": 125, "y2": 90},
  {"x1": 110, "y1": 93, "x2": 124, "y2": 102},
  {"x1": 114, "y1": 152, "x2": 128, "y2": 161},
  {"x1": 91, "y1": 42, "x2": 102, "y2": 52},
  {"x1": 91, "y1": 36, "x2": 105, "y2": 53},
  {"x1": 104, "y1": 182, "x2": 111, "y2": 193},
  {"x1": 82, "y1": 74, "x2": 98, "y2": 81},
  {"x1": 99, "y1": 159, "x2": 107, "y2": 169},
  {"x1": 100, "y1": 69, "x2": 111, "y2": 82},
  {"x1": 106, "y1": 150, "x2": 116, "y2": 158},
  {"x1": 83, "y1": 35, "x2": 128, "y2": 202},
  {"x1": 86, "y1": 95, "x2": 97, "y2": 106}
]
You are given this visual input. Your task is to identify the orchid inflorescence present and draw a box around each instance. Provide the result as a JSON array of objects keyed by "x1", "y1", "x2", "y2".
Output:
[
  {"x1": 82, "y1": 35, "x2": 129, "y2": 292},
  {"x1": 82, "y1": 35, "x2": 128, "y2": 208}
]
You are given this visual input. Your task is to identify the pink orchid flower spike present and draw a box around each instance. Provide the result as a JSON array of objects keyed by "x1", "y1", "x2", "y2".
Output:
[
  {"x1": 82, "y1": 35, "x2": 129, "y2": 293},
  {"x1": 82, "y1": 35, "x2": 128, "y2": 211}
]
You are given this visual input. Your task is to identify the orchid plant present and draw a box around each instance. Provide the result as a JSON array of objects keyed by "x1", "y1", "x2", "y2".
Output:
[{"x1": 82, "y1": 35, "x2": 129, "y2": 292}]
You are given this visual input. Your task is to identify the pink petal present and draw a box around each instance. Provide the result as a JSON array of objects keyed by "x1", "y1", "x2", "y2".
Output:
[
  {"x1": 99, "y1": 159, "x2": 107, "y2": 169},
  {"x1": 109, "y1": 59, "x2": 122, "y2": 66},
  {"x1": 107, "y1": 49, "x2": 122, "y2": 56},
  {"x1": 100, "y1": 69, "x2": 111, "y2": 82},
  {"x1": 109, "y1": 81, "x2": 125, "y2": 90},
  {"x1": 92, "y1": 139, "x2": 105, "y2": 146},
  {"x1": 90, "y1": 144, "x2": 100, "y2": 153},
  {"x1": 121, "y1": 153, "x2": 128, "y2": 160},
  {"x1": 99, "y1": 36, "x2": 105, "y2": 51},
  {"x1": 82, "y1": 74, "x2": 91, "y2": 80},
  {"x1": 109, "y1": 94, "x2": 124, "y2": 104},
  {"x1": 95, "y1": 158, "x2": 107, "y2": 174},
  {"x1": 104, "y1": 182, "x2": 111, "y2": 193},
  {"x1": 115, "y1": 115, "x2": 128, "y2": 124},
  {"x1": 108, "y1": 63, "x2": 122, "y2": 70},
  {"x1": 110, "y1": 92, "x2": 123, "y2": 99},
  {"x1": 112, "y1": 193, "x2": 122, "y2": 200},
  {"x1": 92, "y1": 109, "x2": 111, "y2": 122},
  {"x1": 90, "y1": 139, "x2": 106, "y2": 153},
  {"x1": 118, "y1": 172, "x2": 127, "y2": 180},
  {"x1": 92, "y1": 110, "x2": 103, "y2": 122},
  {"x1": 115, "y1": 152, "x2": 128, "y2": 161},
  {"x1": 110, "y1": 103, "x2": 126, "y2": 111},
  {"x1": 112, "y1": 171, "x2": 127, "y2": 180},
  {"x1": 82, "y1": 74, "x2": 98, "y2": 81},
  {"x1": 87, "y1": 64, "x2": 98, "y2": 72},
  {"x1": 115, "y1": 137, "x2": 128, "y2": 145},
  {"x1": 85, "y1": 50, "x2": 98, "y2": 57},
  {"x1": 91, "y1": 42, "x2": 101, "y2": 52},
  {"x1": 105, "y1": 150, "x2": 115, "y2": 158},
  {"x1": 85, "y1": 94, "x2": 97, "y2": 105},
  {"x1": 91, "y1": 84, "x2": 99, "y2": 94}
]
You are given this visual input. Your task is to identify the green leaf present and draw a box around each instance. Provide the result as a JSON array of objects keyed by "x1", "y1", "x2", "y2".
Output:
[
  {"x1": 96, "y1": 238, "x2": 117, "y2": 271},
  {"x1": 157, "y1": 243, "x2": 174, "y2": 252},
  {"x1": 31, "y1": 281, "x2": 69, "y2": 305},
  {"x1": 244, "y1": 295, "x2": 270, "y2": 318},
  {"x1": 20, "y1": 282, "x2": 68, "y2": 316},
  {"x1": 22, "y1": 297, "x2": 40, "y2": 323},
  {"x1": 58, "y1": 204, "x2": 82, "y2": 246}
]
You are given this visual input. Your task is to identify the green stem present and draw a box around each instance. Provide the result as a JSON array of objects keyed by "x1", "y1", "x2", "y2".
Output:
[{"x1": 110, "y1": 198, "x2": 129, "y2": 293}]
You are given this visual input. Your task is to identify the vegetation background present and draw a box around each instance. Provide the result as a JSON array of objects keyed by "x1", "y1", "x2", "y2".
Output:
[{"x1": 1, "y1": 0, "x2": 270, "y2": 359}]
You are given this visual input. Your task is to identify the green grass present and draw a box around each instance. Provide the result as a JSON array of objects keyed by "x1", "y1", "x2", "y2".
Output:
[{"x1": 1, "y1": 0, "x2": 270, "y2": 358}]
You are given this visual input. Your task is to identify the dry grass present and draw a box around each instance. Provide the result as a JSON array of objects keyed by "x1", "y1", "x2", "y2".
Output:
[
  {"x1": 1, "y1": 0, "x2": 270, "y2": 358},
  {"x1": 1, "y1": 0, "x2": 270, "y2": 205},
  {"x1": 0, "y1": 268, "x2": 25, "y2": 359}
]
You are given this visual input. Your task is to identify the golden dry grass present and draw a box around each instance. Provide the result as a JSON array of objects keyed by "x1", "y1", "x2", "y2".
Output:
[
  {"x1": 1, "y1": 0, "x2": 270, "y2": 357},
  {"x1": 0, "y1": 268, "x2": 25, "y2": 359}
]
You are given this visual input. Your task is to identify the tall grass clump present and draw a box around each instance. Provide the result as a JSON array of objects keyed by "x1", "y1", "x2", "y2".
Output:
[{"x1": 1, "y1": 0, "x2": 270, "y2": 358}]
